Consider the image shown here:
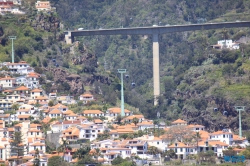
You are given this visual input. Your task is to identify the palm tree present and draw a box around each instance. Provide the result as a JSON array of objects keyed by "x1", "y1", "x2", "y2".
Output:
[
  {"x1": 193, "y1": 132, "x2": 201, "y2": 153},
  {"x1": 33, "y1": 148, "x2": 40, "y2": 166},
  {"x1": 153, "y1": 120, "x2": 158, "y2": 135}
]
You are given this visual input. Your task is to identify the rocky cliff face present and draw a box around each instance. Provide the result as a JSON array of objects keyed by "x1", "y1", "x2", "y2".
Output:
[
  {"x1": 30, "y1": 12, "x2": 60, "y2": 32},
  {"x1": 44, "y1": 68, "x2": 84, "y2": 94}
]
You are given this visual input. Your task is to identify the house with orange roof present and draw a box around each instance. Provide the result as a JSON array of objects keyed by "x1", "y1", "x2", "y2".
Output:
[
  {"x1": 30, "y1": 88, "x2": 43, "y2": 99},
  {"x1": 187, "y1": 124, "x2": 205, "y2": 132},
  {"x1": 61, "y1": 127, "x2": 80, "y2": 140},
  {"x1": 51, "y1": 120, "x2": 82, "y2": 132},
  {"x1": 6, "y1": 94, "x2": 22, "y2": 103},
  {"x1": 48, "y1": 109, "x2": 62, "y2": 118},
  {"x1": 78, "y1": 122, "x2": 104, "y2": 141},
  {"x1": 167, "y1": 142, "x2": 195, "y2": 159},
  {"x1": 35, "y1": 1, "x2": 52, "y2": 11},
  {"x1": 82, "y1": 110, "x2": 105, "y2": 117},
  {"x1": 26, "y1": 72, "x2": 40, "y2": 88},
  {"x1": 122, "y1": 114, "x2": 144, "y2": 123},
  {"x1": 0, "y1": 114, "x2": 10, "y2": 122},
  {"x1": 137, "y1": 120, "x2": 154, "y2": 130},
  {"x1": 209, "y1": 129, "x2": 233, "y2": 145},
  {"x1": 4, "y1": 61, "x2": 33, "y2": 74},
  {"x1": 135, "y1": 135, "x2": 165, "y2": 151},
  {"x1": 49, "y1": 103, "x2": 68, "y2": 112},
  {"x1": 106, "y1": 107, "x2": 131, "y2": 117},
  {"x1": 0, "y1": 76, "x2": 16, "y2": 88},
  {"x1": 49, "y1": 92, "x2": 57, "y2": 99},
  {"x1": 28, "y1": 138, "x2": 46, "y2": 153},
  {"x1": 171, "y1": 119, "x2": 187, "y2": 126},
  {"x1": 14, "y1": 85, "x2": 30, "y2": 96},
  {"x1": 27, "y1": 128, "x2": 43, "y2": 138},
  {"x1": 232, "y1": 134, "x2": 248, "y2": 147},
  {"x1": 65, "y1": 113, "x2": 79, "y2": 120},
  {"x1": 79, "y1": 92, "x2": 94, "y2": 104}
]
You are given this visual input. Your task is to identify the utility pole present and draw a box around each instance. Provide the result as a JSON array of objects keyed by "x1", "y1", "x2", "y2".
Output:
[
  {"x1": 104, "y1": 58, "x2": 108, "y2": 71},
  {"x1": 234, "y1": 106, "x2": 245, "y2": 139},
  {"x1": 118, "y1": 69, "x2": 126, "y2": 117},
  {"x1": 9, "y1": 36, "x2": 16, "y2": 63},
  {"x1": 157, "y1": 111, "x2": 160, "y2": 137}
]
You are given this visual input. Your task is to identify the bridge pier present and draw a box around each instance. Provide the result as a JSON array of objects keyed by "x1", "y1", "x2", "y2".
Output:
[
  {"x1": 153, "y1": 34, "x2": 160, "y2": 105},
  {"x1": 65, "y1": 31, "x2": 74, "y2": 44}
]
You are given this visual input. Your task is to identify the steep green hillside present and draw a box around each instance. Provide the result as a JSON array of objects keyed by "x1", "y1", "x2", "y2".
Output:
[{"x1": 1, "y1": 0, "x2": 250, "y2": 133}]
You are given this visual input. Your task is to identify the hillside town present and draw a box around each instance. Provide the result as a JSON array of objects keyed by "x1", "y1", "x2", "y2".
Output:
[{"x1": 0, "y1": 60, "x2": 248, "y2": 165}]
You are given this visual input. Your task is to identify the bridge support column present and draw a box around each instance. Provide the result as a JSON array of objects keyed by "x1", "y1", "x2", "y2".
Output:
[
  {"x1": 65, "y1": 31, "x2": 74, "y2": 44},
  {"x1": 153, "y1": 33, "x2": 160, "y2": 106}
]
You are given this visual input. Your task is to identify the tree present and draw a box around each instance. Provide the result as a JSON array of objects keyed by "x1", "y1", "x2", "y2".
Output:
[
  {"x1": 47, "y1": 156, "x2": 68, "y2": 166},
  {"x1": 33, "y1": 148, "x2": 40, "y2": 166},
  {"x1": 115, "y1": 115, "x2": 122, "y2": 124},
  {"x1": 73, "y1": 146, "x2": 91, "y2": 159},
  {"x1": 112, "y1": 156, "x2": 126, "y2": 165},
  {"x1": 10, "y1": 131, "x2": 24, "y2": 165},
  {"x1": 132, "y1": 117, "x2": 139, "y2": 126},
  {"x1": 163, "y1": 125, "x2": 193, "y2": 143},
  {"x1": 147, "y1": 146, "x2": 160, "y2": 155},
  {"x1": 48, "y1": 100, "x2": 54, "y2": 107},
  {"x1": 223, "y1": 147, "x2": 236, "y2": 156},
  {"x1": 193, "y1": 132, "x2": 201, "y2": 153},
  {"x1": 164, "y1": 149, "x2": 177, "y2": 158}
]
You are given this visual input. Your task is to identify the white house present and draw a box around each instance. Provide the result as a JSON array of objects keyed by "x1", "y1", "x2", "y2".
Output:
[
  {"x1": 209, "y1": 130, "x2": 233, "y2": 145},
  {"x1": 0, "y1": 76, "x2": 16, "y2": 88},
  {"x1": 106, "y1": 107, "x2": 131, "y2": 117},
  {"x1": 35, "y1": 1, "x2": 51, "y2": 11},
  {"x1": 212, "y1": 40, "x2": 240, "y2": 50},
  {"x1": 5, "y1": 61, "x2": 33, "y2": 75}
]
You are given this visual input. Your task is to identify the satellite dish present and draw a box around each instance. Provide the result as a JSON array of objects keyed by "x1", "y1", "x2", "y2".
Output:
[{"x1": 125, "y1": 75, "x2": 129, "y2": 78}]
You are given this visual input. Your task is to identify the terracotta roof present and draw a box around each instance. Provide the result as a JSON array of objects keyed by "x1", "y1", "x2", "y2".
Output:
[
  {"x1": 171, "y1": 119, "x2": 187, "y2": 124},
  {"x1": 49, "y1": 109, "x2": 61, "y2": 114},
  {"x1": 81, "y1": 93, "x2": 93, "y2": 97},
  {"x1": 209, "y1": 130, "x2": 232, "y2": 135},
  {"x1": 83, "y1": 110, "x2": 103, "y2": 114},
  {"x1": 42, "y1": 116, "x2": 51, "y2": 124},
  {"x1": 168, "y1": 142, "x2": 189, "y2": 148},
  {"x1": 15, "y1": 86, "x2": 29, "y2": 91},
  {"x1": 30, "y1": 142, "x2": 45, "y2": 146},
  {"x1": 35, "y1": 96, "x2": 48, "y2": 100},
  {"x1": 94, "y1": 119, "x2": 103, "y2": 123},
  {"x1": 233, "y1": 134, "x2": 246, "y2": 141},
  {"x1": 108, "y1": 107, "x2": 130, "y2": 113},
  {"x1": 31, "y1": 88, "x2": 42, "y2": 92},
  {"x1": 137, "y1": 120, "x2": 153, "y2": 126},
  {"x1": 18, "y1": 115, "x2": 31, "y2": 119},
  {"x1": 0, "y1": 76, "x2": 15, "y2": 80},
  {"x1": 124, "y1": 114, "x2": 144, "y2": 120},
  {"x1": 52, "y1": 103, "x2": 68, "y2": 109}
]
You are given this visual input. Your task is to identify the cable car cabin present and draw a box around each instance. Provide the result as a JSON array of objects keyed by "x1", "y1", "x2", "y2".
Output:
[
  {"x1": 131, "y1": 82, "x2": 135, "y2": 87},
  {"x1": 52, "y1": 59, "x2": 56, "y2": 63},
  {"x1": 223, "y1": 111, "x2": 228, "y2": 116},
  {"x1": 214, "y1": 108, "x2": 218, "y2": 112},
  {"x1": 125, "y1": 75, "x2": 129, "y2": 78},
  {"x1": 55, "y1": 64, "x2": 59, "y2": 67}
]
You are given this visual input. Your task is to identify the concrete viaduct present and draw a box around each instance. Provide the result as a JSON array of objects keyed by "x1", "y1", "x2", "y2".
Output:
[{"x1": 65, "y1": 21, "x2": 250, "y2": 105}]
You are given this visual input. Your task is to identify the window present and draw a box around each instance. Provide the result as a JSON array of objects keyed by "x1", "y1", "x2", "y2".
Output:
[
  {"x1": 175, "y1": 148, "x2": 177, "y2": 153},
  {"x1": 31, "y1": 132, "x2": 33, "y2": 135},
  {"x1": 157, "y1": 142, "x2": 159, "y2": 145},
  {"x1": 40, "y1": 146, "x2": 43, "y2": 150},
  {"x1": 180, "y1": 148, "x2": 183, "y2": 152},
  {"x1": 37, "y1": 132, "x2": 39, "y2": 135},
  {"x1": 223, "y1": 134, "x2": 225, "y2": 138}
]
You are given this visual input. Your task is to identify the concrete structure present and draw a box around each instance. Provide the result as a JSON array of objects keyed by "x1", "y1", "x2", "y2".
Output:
[{"x1": 65, "y1": 21, "x2": 250, "y2": 105}]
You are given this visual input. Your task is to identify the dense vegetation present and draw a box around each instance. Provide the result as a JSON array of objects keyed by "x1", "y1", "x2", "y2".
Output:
[{"x1": 2, "y1": 0, "x2": 250, "y2": 133}]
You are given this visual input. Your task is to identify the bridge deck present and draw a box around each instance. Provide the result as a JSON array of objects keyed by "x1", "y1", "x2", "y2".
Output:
[{"x1": 65, "y1": 21, "x2": 250, "y2": 36}]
